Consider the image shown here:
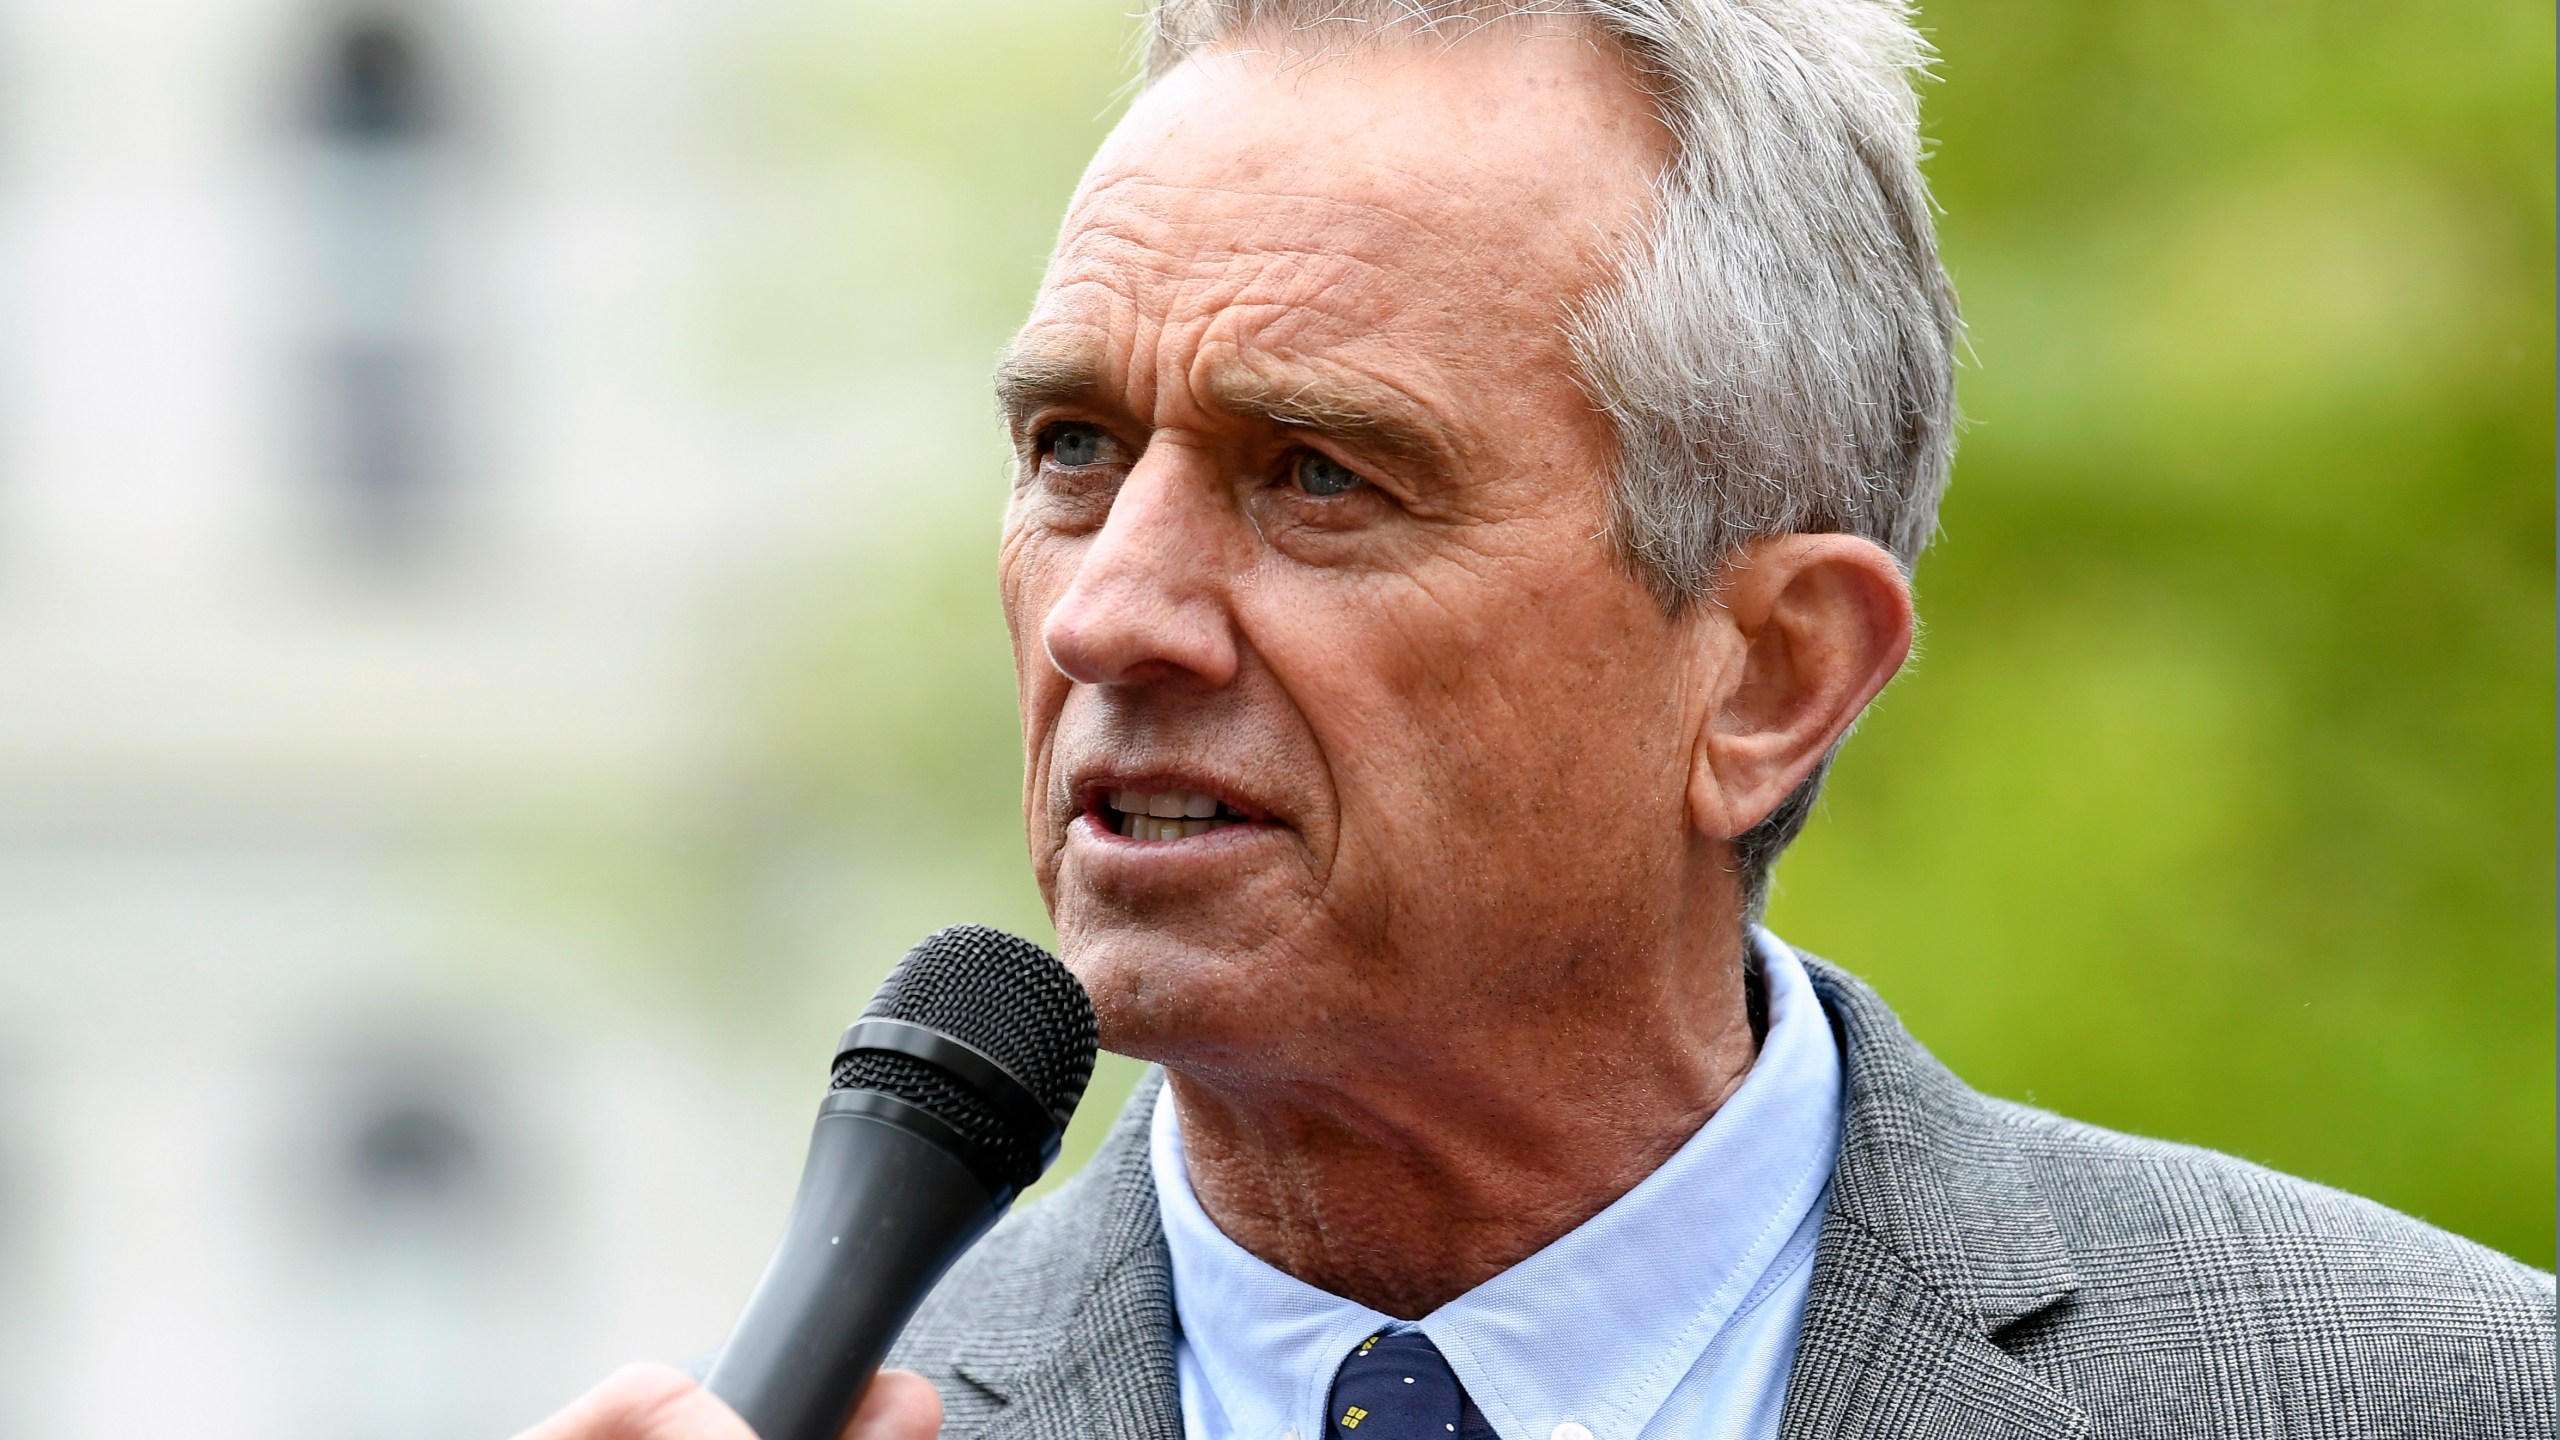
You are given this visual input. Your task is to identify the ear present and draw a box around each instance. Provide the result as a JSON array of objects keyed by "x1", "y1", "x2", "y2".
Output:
[{"x1": 1685, "y1": 534, "x2": 1914, "y2": 841}]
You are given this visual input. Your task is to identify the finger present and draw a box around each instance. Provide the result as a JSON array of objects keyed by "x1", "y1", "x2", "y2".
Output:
[
  {"x1": 513, "y1": 1363, "x2": 757, "y2": 1440},
  {"x1": 838, "y1": 1369, "x2": 944, "y2": 1440}
]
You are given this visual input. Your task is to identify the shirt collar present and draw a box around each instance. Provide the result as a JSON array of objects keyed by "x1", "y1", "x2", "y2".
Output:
[
  {"x1": 1151, "y1": 930, "x2": 1844, "y2": 1440},
  {"x1": 1153, "y1": 1064, "x2": 1396, "y2": 1440}
]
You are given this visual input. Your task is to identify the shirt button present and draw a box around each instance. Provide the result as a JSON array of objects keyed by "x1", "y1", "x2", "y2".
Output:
[{"x1": 1552, "y1": 1424, "x2": 1595, "y2": 1440}]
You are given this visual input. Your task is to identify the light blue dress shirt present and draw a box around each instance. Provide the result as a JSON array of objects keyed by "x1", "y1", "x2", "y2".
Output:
[{"x1": 1150, "y1": 930, "x2": 1843, "y2": 1440}]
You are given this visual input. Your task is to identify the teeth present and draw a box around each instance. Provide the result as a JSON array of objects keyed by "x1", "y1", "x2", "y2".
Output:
[
  {"x1": 1108, "y1": 790, "x2": 1240, "y2": 843},
  {"x1": 1110, "y1": 790, "x2": 1227, "y2": 821},
  {"x1": 1116, "y1": 814, "x2": 1214, "y2": 842}
]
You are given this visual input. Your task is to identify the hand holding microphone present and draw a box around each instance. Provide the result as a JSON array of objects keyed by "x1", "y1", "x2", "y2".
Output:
[
  {"x1": 518, "y1": 926, "x2": 1098, "y2": 1440},
  {"x1": 511, "y1": 1363, "x2": 939, "y2": 1440}
]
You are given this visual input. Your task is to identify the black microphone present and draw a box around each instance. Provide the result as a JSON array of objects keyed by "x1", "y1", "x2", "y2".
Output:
[{"x1": 704, "y1": 925, "x2": 1098, "y2": 1440}]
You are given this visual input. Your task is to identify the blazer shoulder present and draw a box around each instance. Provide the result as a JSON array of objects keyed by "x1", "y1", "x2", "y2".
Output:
[
  {"x1": 1795, "y1": 947, "x2": 2551, "y2": 1436},
  {"x1": 1983, "y1": 1097, "x2": 2554, "y2": 1433},
  {"x1": 1988, "y1": 1095, "x2": 2551, "y2": 1295}
]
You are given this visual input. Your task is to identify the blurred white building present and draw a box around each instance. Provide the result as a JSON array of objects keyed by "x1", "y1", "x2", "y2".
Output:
[{"x1": 0, "y1": 0, "x2": 885, "y2": 1433}]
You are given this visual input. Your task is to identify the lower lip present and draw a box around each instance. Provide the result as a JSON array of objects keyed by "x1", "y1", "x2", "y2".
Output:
[{"x1": 1073, "y1": 807, "x2": 1281, "y2": 855}]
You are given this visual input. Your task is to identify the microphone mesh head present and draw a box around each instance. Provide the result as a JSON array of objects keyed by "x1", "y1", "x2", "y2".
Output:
[{"x1": 830, "y1": 925, "x2": 1097, "y2": 1192}]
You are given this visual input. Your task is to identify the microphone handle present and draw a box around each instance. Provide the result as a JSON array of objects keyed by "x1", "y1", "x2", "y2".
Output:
[{"x1": 704, "y1": 1099, "x2": 1004, "y2": 1440}]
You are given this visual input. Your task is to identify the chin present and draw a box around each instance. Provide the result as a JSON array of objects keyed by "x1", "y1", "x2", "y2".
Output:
[{"x1": 1058, "y1": 920, "x2": 1321, "y2": 1069}]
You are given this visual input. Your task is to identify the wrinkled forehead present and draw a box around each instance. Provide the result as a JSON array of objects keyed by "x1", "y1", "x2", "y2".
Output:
[{"x1": 1023, "y1": 28, "x2": 1667, "y2": 388}]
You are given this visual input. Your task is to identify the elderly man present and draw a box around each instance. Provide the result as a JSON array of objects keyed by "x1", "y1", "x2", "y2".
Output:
[{"x1": 529, "y1": 4, "x2": 2554, "y2": 1439}]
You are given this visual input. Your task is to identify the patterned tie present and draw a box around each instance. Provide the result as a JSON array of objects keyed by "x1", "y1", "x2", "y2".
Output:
[{"x1": 1327, "y1": 1330, "x2": 1501, "y2": 1440}]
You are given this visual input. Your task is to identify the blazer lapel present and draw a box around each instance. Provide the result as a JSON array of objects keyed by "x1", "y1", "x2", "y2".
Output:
[
  {"x1": 1780, "y1": 955, "x2": 2088, "y2": 1440},
  {"x1": 953, "y1": 1071, "x2": 1186, "y2": 1440}
]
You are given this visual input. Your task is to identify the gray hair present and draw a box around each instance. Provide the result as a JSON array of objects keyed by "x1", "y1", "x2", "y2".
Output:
[{"x1": 1140, "y1": 0, "x2": 1960, "y2": 922}]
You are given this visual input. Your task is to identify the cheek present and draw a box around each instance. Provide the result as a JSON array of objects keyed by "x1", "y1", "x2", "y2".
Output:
[
  {"x1": 998, "y1": 531, "x2": 1081, "y2": 798},
  {"x1": 1258, "y1": 557, "x2": 1685, "y2": 836},
  {"x1": 998, "y1": 529, "x2": 1069, "y2": 686},
  {"x1": 995, "y1": 515, "x2": 1044, "y2": 636},
  {"x1": 1236, "y1": 575, "x2": 1506, "y2": 894}
]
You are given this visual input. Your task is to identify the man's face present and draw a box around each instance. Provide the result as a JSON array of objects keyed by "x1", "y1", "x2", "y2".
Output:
[{"x1": 997, "y1": 28, "x2": 1714, "y2": 1079}]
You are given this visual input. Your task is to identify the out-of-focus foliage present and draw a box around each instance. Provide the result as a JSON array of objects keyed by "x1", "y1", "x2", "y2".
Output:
[
  {"x1": 709, "y1": 0, "x2": 2554, "y2": 1249},
  {"x1": 1774, "y1": 0, "x2": 2553, "y2": 1266}
]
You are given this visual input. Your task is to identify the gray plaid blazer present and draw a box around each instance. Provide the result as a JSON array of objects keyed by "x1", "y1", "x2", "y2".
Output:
[{"x1": 888, "y1": 953, "x2": 2556, "y2": 1438}]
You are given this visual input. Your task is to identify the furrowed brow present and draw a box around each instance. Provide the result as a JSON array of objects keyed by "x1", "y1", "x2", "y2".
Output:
[
  {"x1": 994, "y1": 342, "x2": 1452, "y2": 471},
  {"x1": 1203, "y1": 366, "x2": 1448, "y2": 471}
]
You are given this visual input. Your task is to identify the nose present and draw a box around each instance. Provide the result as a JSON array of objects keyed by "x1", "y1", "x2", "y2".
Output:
[{"x1": 1040, "y1": 446, "x2": 1241, "y2": 688}]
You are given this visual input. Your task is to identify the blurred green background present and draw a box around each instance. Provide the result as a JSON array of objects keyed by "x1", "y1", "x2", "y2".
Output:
[{"x1": 676, "y1": 0, "x2": 2553, "y2": 1265}]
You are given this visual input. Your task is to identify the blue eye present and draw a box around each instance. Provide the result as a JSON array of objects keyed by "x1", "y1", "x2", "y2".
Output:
[
  {"x1": 1292, "y1": 451, "x2": 1363, "y2": 497},
  {"x1": 1046, "y1": 423, "x2": 1111, "y2": 467}
]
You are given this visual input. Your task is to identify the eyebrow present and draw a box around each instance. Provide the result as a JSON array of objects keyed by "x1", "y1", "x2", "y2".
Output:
[
  {"x1": 993, "y1": 340, "x2": 1452, "y2": 473},
  {"x1": 1203, "y1": 364, "x2": 1449, "y2": 471},
  {"x1": 993, "y1": 344, "x2": 1108, "y2": 434}
]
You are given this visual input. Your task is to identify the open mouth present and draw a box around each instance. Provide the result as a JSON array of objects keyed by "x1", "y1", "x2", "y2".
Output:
[{"x1": 1100, "y1": 788, "x2": 1253, "y2": 842}]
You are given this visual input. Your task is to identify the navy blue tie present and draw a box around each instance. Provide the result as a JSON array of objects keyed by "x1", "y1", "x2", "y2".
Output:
[{"x1": 1327, "y1": 1331, "x2": 1500, "y2": 1440}]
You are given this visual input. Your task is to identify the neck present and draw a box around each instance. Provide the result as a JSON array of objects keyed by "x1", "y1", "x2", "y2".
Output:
[{"x1": 1164, "y1": 932, "x2": 1760, "y2": 1319}]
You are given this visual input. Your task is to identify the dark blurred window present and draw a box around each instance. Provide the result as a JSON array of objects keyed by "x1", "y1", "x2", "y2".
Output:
[
  {"x1": 345, "y1": 1093, "x2": 483, "y2": 1218},
  {"x1": 320, "y1": 1070, "x2": 507, "y2": 1245},
  {"x1": 317, "y1": 18, "x2": 437, "y2": 141},
  {"x1": 302, "y1": 10, "x2": 454, "y2": 567},
  {"x1": 299, "y1": 1060, "x2": 521, "y2": 1440}
]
